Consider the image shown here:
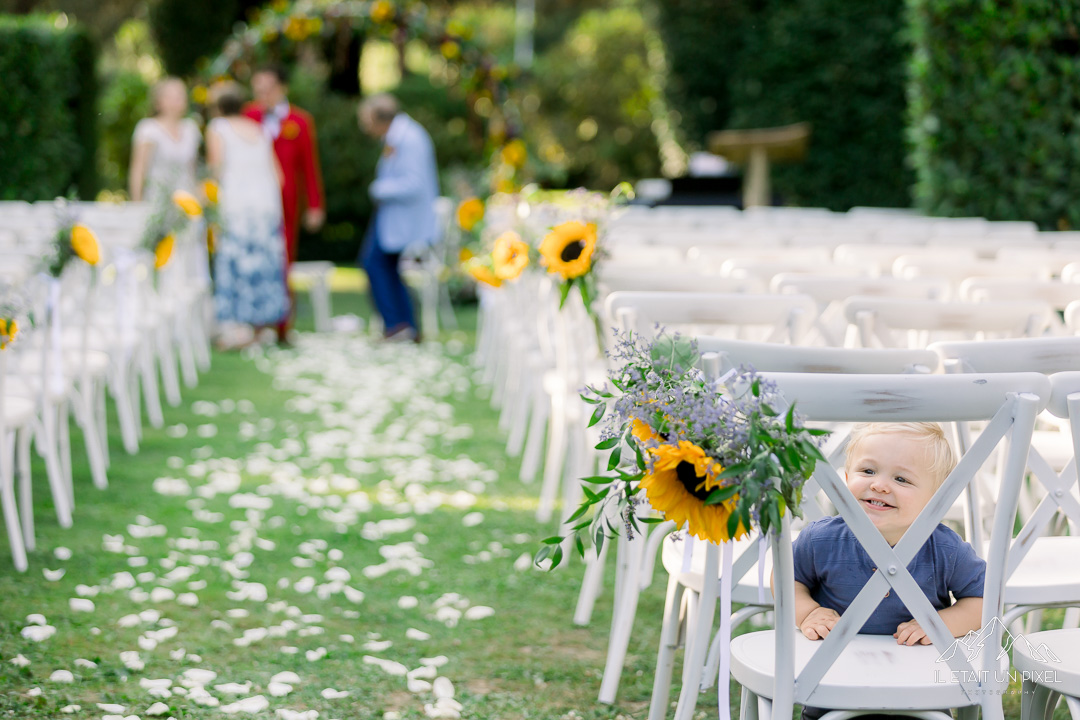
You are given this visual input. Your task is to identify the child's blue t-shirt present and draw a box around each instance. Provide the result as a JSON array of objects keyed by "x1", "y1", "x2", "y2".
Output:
[{"x1": 792, "y1": 515, "x2": 986, "y2": 635}]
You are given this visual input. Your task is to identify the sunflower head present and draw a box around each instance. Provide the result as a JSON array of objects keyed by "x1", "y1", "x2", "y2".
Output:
[
  {"x1": 492, "y1": 231, "x2": 530, "y2": 281},
  {"x1": 631, "y1": 417, "x2": 659, "y2": 445},
  {"x1": 202, "y1": 179, "x2": 219, "y2": 205},
  {"x1": 457, "y1": 197, "x2": 484, "y2": 232},
  {"x1": 155, "y1": 234, "x2": 175, "y2": 270},
  {"x1": 172, "y1": 190, "x2": 203, "y2": 218},
  {"x1": 0, "y1": 318, "x2": 17, "y2": 350},
  {"x1": 640, "y1": 440, "x2": 746, "y2": 544},
  {"x1": 70, "y1": 224, "x2": 100, "y2": 266},
  {"x1": 539, "y1": 221, "x2": 597, "y2": 280},
  {"x1": 501, "y1": 139, "x2": 528, "y2": 169},
  {"x1": 463, "y1": 257, "x2": 502, "y2": 288}
]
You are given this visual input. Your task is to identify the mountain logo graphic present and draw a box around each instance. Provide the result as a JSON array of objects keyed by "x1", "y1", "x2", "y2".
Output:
[{"x1": 936, "y1": 617, "x2": 1063, "y2": 664}]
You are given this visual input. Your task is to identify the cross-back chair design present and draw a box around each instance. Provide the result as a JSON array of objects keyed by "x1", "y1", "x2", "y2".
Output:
[
  {"x1": 646, "y1": 344, "x2": 938, "y2": 720},
  {"x1": 929, "y1": 337, "x2": 1080, "y2": 630},
  {"x1": 728, "y1": 371, "x2": 1047, "y2": 720}
]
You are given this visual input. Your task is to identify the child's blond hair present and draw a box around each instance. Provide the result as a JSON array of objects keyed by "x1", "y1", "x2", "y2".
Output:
[{"x1": 845, "y1": 422, "x2": 956, "y2": 487}]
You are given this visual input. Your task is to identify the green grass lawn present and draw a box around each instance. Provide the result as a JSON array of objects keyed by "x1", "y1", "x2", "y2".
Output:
[{"x1": 0, "y1": 290, "x2": 1065, "y2": 720}]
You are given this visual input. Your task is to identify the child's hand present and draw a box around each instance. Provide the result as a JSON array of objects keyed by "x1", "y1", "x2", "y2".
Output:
[
  {"x1": 894, "y1": 619, "x2": 932, "y2": 646},
  {"x1": 800, "y1": 607, "x2": 841, "y2": 640}
]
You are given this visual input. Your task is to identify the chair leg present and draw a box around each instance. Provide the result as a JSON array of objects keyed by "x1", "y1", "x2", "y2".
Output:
[
  {"x1": 97, "y1": 379, "x2": 111, "y2": 468},
  {"x1": 649, "y1": 573, "x2": 687, "y2": 720},
  {"x1": 519, "y1": 380, "x2": 548, "y2": 485},
  {"x1": 77, "y1": 382, "x2": 108, "y2": 490},
  {"x1": 597, "y1": 530, "x2": 645, "y2": 703},
  {"x1": 176, "y1": 310, "x2": 199, "y2": 388},
  {"x1": 1021, "y1": 679, "x2": 1058, "y2": 720},
  {"x1": 157, "y1": 322, "x2": 182, "y2": 408},
  {"x1": 2, "y1": 430, "x2": 28, "y2": 572},
  {"x1": 505, "y1": 365, "x2": 532, "y2": 458},
  {"x1": 57, "y1": 401, "x2": 73, "y2": 511},
  {"x1": 192, "y1": 296, "x2": 212, "y2": 372},
  {"x1": 138, "y1": 341, "x2": 165, "y2": 429},
  {"x1": 739, "y1": 687, "x2": 760, "y2": 720},
  {"x1": 536, "y1": 395, "x2": 567, "y2": 524},
  {"x1": 35, "y1": 407, "x2": 72, "y2": 529},
  {"x1": 574, "y1": 538, "x2": 609, "y2": 627},
  {"x1": 111, "y1": 361, "x2": 140, "y2": 455},
  {"x1": 1063, "y1": 607, "x2": 1080, "y2": 629},
  {"x1": 17, "y1": 429, "x2": 33, "y2": 551},
  {"x1": 675, "y1": 549, "x2": 720, "y2": 720}
]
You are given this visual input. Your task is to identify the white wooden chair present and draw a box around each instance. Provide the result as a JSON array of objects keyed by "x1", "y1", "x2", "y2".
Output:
[
  {"x1": 834, "y1": 244, "x2": 975, "y2": 276},
  {"x1": 0, "y1": 332, "x2": 36, "y2": 572},
  {"x1": 597, "y1": 266, "x2": 764, "y2": 297},
  {"x1": 646, "y1": 346, "x2": 938, "y2": 720},
  {"x1": 1013, "y1": 627, "x2": 1080, "y2": 720},
  {"x1": 843, "y1": 296, "x2": 1053, "y2": 349},
  {"x1": 959, "y1": 277, "x2": 1080, "y2": 335},
  {"x1": 729, "y1": 371, "x2": 1047, "y2": 720}
]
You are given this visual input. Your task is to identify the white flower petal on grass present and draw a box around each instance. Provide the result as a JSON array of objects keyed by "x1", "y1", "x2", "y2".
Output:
[
  {"x1": 139, "y1": 678, "x2": 172, "y2": 691},
  {"x1": 75, "y1": 658, "x2": 97, "y2": 669},
  {"x1": 97, "y1": 703, "x2": 127, "y2": 713},
  {"x1": 305, "y1": 647, "x2": 327, "y2": 662},
  {"x1": 49, "y1": 669, "x2": 75, "y2": 683},
  {"x1": 219, "y1": 695, "x2": 269, "y2": 715},
  {"x1": 75, "y1": 584, "x2": 99, "y2": 597},
  {"x1": 407, "y1": 677, "x2": 433, "y2": 693},
  {"x1": 270, "y1": 671, "x2": 301, "y2": 685},
  {"x1": 128, "y1": 557, "x2": 149, "y2": 568},
  {"x1": 408, "y1": 665, "x2": 437, "y2": 680},
  {"x1": 321, "y1": 688, "x2": 350, "y2": 699},
  {"x1": 69, "y1": 598, "x2": 95, "y2": 612},
  {"x1": 461, "y1": 512, "x2": 483, "y2": 527},
  {"x1": 118, "y1": 614, "x2": 142, "y2": 628},
  {"x1": 145, "y1": 701, "x2": 170, "y2": 716},
  {"x1": 343, "y1": 586, "x2": 365, "y2": 604},
  {"x1": 280, "y1": 646, "x2": 299, "y2": 655},
  {"x1": 363, "y1": 639, "x2": 392, "y2": 652},
  {"x1": 397, "y1": 596, "x2": 419, "y2": 609},
  {"x1": 215, "y1": 682, "x2": 253, "y2": 695},
  {"x1": 10, "y1": 654, "x2": 30, "y2": 667},
  {"x1": 363, "y1": 656, "x2": 408, "y2": 676},
  {"x1": 277, "y1": 710, "x2": 319, "y2": 720},
  {"x1": 138, "y1": 609, "x2": 161, "y2": 624},
  {"x1": 138, "y1": 636, "x2": 159, "y2": 652},
  {"x1": 177, "y1": 592, "x2": 199, "y2": 607},
  {"x1": 180, "y1": 668, "x2": 217, "y2": 687},
  {"x1": 432, "y1": 677, "x2": 454, "y2": 699},
  {"x1": 186, "y1": 685, "x2": 220, "y2": 707},
  {"x1": 339, "y1": 634, "x2": 354, "y2": 643},
  {"x1": 21, "y1": 624, "x2": 56, "y2": 642},
  {"x1": 464, "y1": 606, "x2": 495, "y2": 621},
  {"x1": 226, "y1": 609, "x2": 250, "y2": 619},
  {"x1": 268, "y1": 682, "x2": 293, "y2": 697},
  {"x1": 26, "y1": 687, "x2": 42, "y2": 697},
  {"x1": 513, "y1": 553, "x2": 532, "y2": 572},
  {"x1": 43, "y1": 568, "x2": 65, "y2": 581},
  {"x1": 60, "y1": 704, "x2": 80, "y2": 713},
  {"x1": 25, "y1": 613, "x2": 47, "y2": 625},
  {"x1": 150, "y1": 588, "x2": 175, "y2": 603},
  {"x1": 112, "y1": 571, "x2": 137, "y2": 589},
  {"x1": 406, "y1": 628, "x2": 431, "y2": 641},
  {"x1": 420, "y1": 655, "x2": 449, "y2": 668},
  {"x1": 120, "y1": 650, "x2": 145, "y2": 671}
]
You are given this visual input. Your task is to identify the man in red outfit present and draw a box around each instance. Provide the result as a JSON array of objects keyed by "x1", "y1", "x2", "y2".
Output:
[{"x1": 245, "y1": 65, "x2": 326, "y2": 344}]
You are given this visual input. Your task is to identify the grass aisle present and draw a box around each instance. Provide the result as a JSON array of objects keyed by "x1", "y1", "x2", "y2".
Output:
[{"x1": 0, "y1": 297, "x2": 665, "y2": 720}]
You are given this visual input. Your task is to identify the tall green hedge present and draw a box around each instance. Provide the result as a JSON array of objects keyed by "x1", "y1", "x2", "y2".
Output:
[
  {"x1": 0, "y1": 14, "x2": 99, "y2": 201},
  {"x1": 907, "y1": 0, "x2": 1080, "y2": 229},
  {"x1": 727, "y1": 0, "x2": 911, "y2": 209}
]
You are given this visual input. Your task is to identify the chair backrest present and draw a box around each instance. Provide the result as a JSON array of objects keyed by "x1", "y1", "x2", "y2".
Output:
[
  {"x1": 604, "y1": 291, "x2": 817, "y2": 344},
  {"x1": 773, "y1": 273, "x2": 949, "y2": 306},
  {"x1": 929, "y1": 336, "x2": 1080, "y2": 375},
  {"x1": 697, "y1": 336, "x2": 939, "y2": 374},
  {"x1": 959, "y1": 277, "x2": 1080, "y2": 313},
  {"x1": 756, "y1": 370, "x2": 1047, "y2": 715},
  {"x1": 597, "y1": 266, "x2": 764, "y2": 296},
  {"x1": 843, "y1": 296, "x2": 1053, "y2": 348}
]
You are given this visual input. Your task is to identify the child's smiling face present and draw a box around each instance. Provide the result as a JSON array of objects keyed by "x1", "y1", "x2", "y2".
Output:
[{"x1": 845, "y1": 431, "x2": 941, "y2": 546}]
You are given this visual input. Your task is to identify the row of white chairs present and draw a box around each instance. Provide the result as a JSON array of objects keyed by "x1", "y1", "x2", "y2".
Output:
[{"x1": 1, "y1": 200, "x2": 213, "y2": 572}]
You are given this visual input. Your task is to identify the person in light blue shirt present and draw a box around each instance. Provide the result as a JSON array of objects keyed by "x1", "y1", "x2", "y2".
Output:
[{"x1": 358, "y1": 93, "x2": 439, "y2": 342}]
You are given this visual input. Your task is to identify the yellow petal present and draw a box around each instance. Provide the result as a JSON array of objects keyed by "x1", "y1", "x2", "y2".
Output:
[
  {"x1": 172, "y1": 190, "x2": 203, "y2": 218},
  {"x1": 155, "y1": 234, "x2": 175, "y2": 269},
  {"x1": 201, "y1": 179, "x2": 219, "y2": 205},
  {"x1": 71, "y1": 224, "x2": 100, "y2": 266}
]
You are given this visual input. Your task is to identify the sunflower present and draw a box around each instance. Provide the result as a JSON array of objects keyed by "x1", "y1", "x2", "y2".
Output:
[
  {"x1": 202, "y1": 179, "x2": 219, "y2": 205},
  {"x1": 492, "y1": 231, "x2": 529, "y2": 280},
  {"x1": 501, "y1": 139, "x2": 528, "y2": 169},
  {"x1": 463, "y1": 257, "x2": 502, "y2": 288},
  {"x1": 539, "y1": 221, "x2": 597, "y2": 280},
  {"x1": 639, "y1": 440, "x2": 747, "y2": 544},
  {"x1": 371, "y1": 0, "x2": 394, "y2": 23},
  {"x1": 456, "y1": 197, "x2": 484, "y2": 232},
  {"x1": 631, "y1": 417, "x2": 659, "y2": 445},
  {"x1": 172, "y1": 190, "x2": 203, "y2": 218},
  {"x1": 155, "y1": 234, "x2": 175, "y2": 270},
  {"x1": 70, "y1": 224, "x2": 100, "y2": 265},
  {"x1": 0, "y1": 318, "x2": 17, "y2": 350}
]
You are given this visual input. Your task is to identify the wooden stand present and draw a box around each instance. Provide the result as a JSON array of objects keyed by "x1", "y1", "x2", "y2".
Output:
[{"x1": 707, "y1": 123, "x2": 811, "y2": 208}]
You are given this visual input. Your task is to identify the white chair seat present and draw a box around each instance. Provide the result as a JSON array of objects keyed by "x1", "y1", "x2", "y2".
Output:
[
  {"x1": 1012, "y1": 628, "x2": 1080, "y2": 693},
  {"x1": 661, "y1": 534, "x2": 775, "y2": 603},
  {"x1": 0, "y1": 396, "x2": 35, "y2": 428},
  {"x1": 731, "y1": 631, "x2": 1009, "y2": 710},
  {"x1": 1000, "y1": 536, "x2": 1080, "y2": 606}
]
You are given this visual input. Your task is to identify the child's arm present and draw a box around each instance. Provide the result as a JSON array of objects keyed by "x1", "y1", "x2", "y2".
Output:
[
  {"x1": 794, "y1": 580, "x2": 840, "y2": 640},
  {"x1": 894, "y1": 596, "x2": 983, "y2": 646}
]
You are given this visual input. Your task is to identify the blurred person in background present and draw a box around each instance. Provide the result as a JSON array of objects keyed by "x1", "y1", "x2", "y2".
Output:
[
  {"x1": 357, "y1": 93, "x2": 438, "y2": 343},
  {"x1": 206, "y1": 82, "x2": 290, "y2": 350},
  {"x1": 244, "y1": 65, "x2": 325, "y2": 346},
  {"x1": 128, "y1": 77, "x2": 200, "y2": 204}
]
